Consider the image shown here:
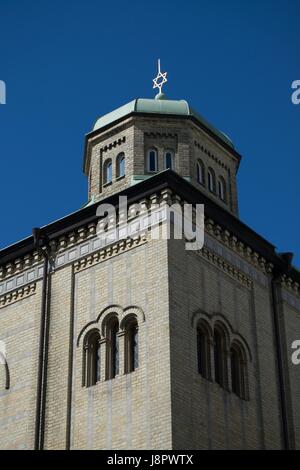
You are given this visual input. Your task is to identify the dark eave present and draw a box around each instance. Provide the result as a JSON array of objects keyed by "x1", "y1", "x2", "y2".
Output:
[
  {"x1": 83, "y1": 112, "x2": 242, "y2": 175},
  {"x1": 0, "y1": 170, "x2": 298, "y2": 283}
]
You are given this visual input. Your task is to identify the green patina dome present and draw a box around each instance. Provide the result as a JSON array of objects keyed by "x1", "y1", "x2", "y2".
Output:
[{"x1": 93, "y1": 96, "x2": 234, "y2": 149}]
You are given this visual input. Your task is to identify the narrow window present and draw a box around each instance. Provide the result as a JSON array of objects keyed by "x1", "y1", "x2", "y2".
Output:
[
  {"x1": 125, "y1": 319, "x2": 139, "y2": 373},
  {"x1": 197, "y1": 324, "x2": 211, "y2": 379},
  {"x1": 116, "y1": 153, "x2": 125, "y2": 178},
  {"x1": 197, "y1": 160, "x2": 205, "y2": 185},
  {"x1": 208, "y1": 168, "x2": 216, "y2": 193},
  {"x1": 147, "y1": 149, "x2": 158, "y2": 172},
  {"x1": 230, "y1": 344, "x2": 247, "y2": 399},
  {"x1": 89, "y1": 168, "x2": 92, "y2": 196},
  {"x1": 164, "y1": 150, "x2": 174, "y2": 170},
  {"x1": 107, "y1": 318, "x2": 119, "y2": 379},
  {"x1": 133, "y1": 326, "x2": 139, "y2": 370},
  {"x1": 0, "y1": 352, "x2": 10, "y2": 390},
  {"x1": 96, "y1": 341, "x2": 101, "y2": 383},
  {"x1": 214, "y1": 327, "x2": 227, "y2": 387},
  {"x1": 218, "y1": 177, "x2": 226, "y2": 202},
  {"x1": 103, "y1": 159, "x2": 112, "y2": 184},
  {"x1": 84, "y1": 330, "x2": 101, "y2": 387}
]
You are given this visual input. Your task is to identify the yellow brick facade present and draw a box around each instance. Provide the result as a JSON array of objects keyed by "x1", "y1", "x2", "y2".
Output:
[{"x1": 1, "y1": 98, "x2": 299, "y2": 449}]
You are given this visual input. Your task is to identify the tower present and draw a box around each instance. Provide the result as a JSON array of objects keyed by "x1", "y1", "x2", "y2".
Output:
[
  {"x1": 0, "y1": 64, "x2": 300, "y2": 450},
  {"x1": 84, "y1": 92, "x2": 241, "y2": 216}
]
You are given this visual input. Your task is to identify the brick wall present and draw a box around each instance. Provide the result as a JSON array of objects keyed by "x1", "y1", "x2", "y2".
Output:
[
  {"x1": 168, "y1": 236, "x2": 284, "y2": 449},
  {"x1": 86, "y1": 116, "x2": 240, "y2": 215}
]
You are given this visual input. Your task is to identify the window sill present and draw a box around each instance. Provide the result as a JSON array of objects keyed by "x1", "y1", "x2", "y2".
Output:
[
  {"x1": 197, "y1": 374, "x2": 214, "y2": 383},
  {"x1": 103, "y1": 181, "x2": 112, "y2": 188},
  {"x1": 83, "y1": 369, "x2": 139, "y2": 388},
  {"x1": 215, "y1": 382, "x2": 231, "y2": 394},
  {"x1": 116, "y1": 175, "x2": 125, "y2": 182}
]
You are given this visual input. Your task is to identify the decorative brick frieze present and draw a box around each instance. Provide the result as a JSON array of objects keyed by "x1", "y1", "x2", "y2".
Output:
[
  {"x1": 100, "y1": 136, "x2": 126, "y2": 154},
  {"x1": 145, "y1": 132, "x2": 177, "y2": 139},
  {"x1": 198, "y1": 246, "x2": 252, "y2": 289},
  {"x1": 194, "y1": 140, "x2": 230, "y2": 171},
  {"x1": 0, "y1": 283, "x2": 36, "y2": 309},
  {"x1": 203, "y1": 216, "x2": 274, "y2": 279},
  {"x1": 281, "y1": 288, "x2": 300, "y2": 311},
  {"x1": 0, "y1": 261, "x2": 44, "y2": 298},
  {"x1": 73, "y1": 233, "x2": 148, "y2": 274},
  {"x1": 0, "y1": 188, "x2": 298, "y2": 299},
  {"x1": 280, "y1": 275, "x2": 300, "y2": 301}
]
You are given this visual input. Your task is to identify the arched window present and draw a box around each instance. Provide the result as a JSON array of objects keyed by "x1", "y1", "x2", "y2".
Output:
[
  {"x1": 213, "y1": 326, "x2": 227, "y2": 388},
  {"x1": 89, "y1": 168, "x2": 92, "y2": 194},
  {"x1": 0, "y1": 351, "x2": 10, "y2": 390},
  {"x1": 116, "y1": 153, "x2": 125, "y2": 178},
  {"x1": 218, "y1": 177, "x2": 226, "y2": 202},
  {"x1": 103, "y1": 159, "x2": 112, "y2": 184},
  {"x1": 125, "y1": 318, "x2": 139, "y2": 374},
  {"x1": 230, "y1": 343, "x2": 247, "y2": 399},
  {"x1": 197, "y1": 160, "x2": 205, "y2": 185},
  {"x1": 197, "y1": 322, "x2": 211, "y2": 379},
  {"x1": 208, "y1": 168, "x2": 216, "y2": 193},
  {"x1": 106, "y1": 317, "x2": 119, "y2": 379},
  {"x1": 147, "y1": 148, "x2": 158, "y2": 172},
  {"x1": 164, "y1": 150, "x2": 174, "y2": 170},
  {"x1": 83, "y1": 330, "x2": 101, "y2": 387}
]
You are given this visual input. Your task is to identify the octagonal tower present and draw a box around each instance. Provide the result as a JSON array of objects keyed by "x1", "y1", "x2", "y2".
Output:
[{"x1": 83, "y1": 94, "x2": 242, "y2": 216}]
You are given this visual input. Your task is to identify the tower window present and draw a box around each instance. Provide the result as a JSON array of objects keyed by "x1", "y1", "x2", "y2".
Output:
[
  {"x1": 116, "y1": 153, "x2": 125, "y2": 178},
  {"x1": 103, "y1": 159, "x2": 112, "y2": 184},
  {"x1": 164, "y1": 150, "x2": 174, "y2": 170},
  {"x1": 197, "y1": 322, "x2": 211, "y2": 379},
  {"x1": 208, "y1": 168, "x2": 216, "y2": 193},
  {"x1": 125, "y1": 318, "x2": 139, "y2": 373},
  {"x1": 218, "y1": 177, "x2": 226, "y2": 202},
  {"x1": 83, "y1": 330, "x2": 101, "y2": 387},
  {"x1": 89, "y1": 168, "x2": 92, "y2": 197},
  {"x1": 213, "y1": 327, "x2": 227, "y2": 388},
  {"x1": 0, "y1": 351, "x2": 10, "y2": 390},
  {"x1": 147, "y1": 148, "x2": 158, "y2": 172},
  {"x1": 230, "y1": 343, "x2": 247, "y2": 399},
  {"x1": 197, "y1": 160, "x2": 205, "y2": 185},
  {"x1": 106, "y1": 317, "x2": 119, "y2": 379}
]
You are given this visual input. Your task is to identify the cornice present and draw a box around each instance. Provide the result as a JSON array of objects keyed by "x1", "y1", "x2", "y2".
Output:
[
  {"x1": 203, "y1": 216, "x2": 273, "y2": 276},
  {"x1": 100, "y1": 135, "x2": 126, "y2": 155},
  {"x1": 194, "y1": 139, "x2": 230, "y2": 172},
  {"x1": 0, "y1": 283, "x2": 36, "y2": 309},
  {"x1": 0, "y1": 176, "x2": 299, "y2": 301},
  {"x1": 280, "y1": 274, "x2": 300, "y2": 292},
  {"x1": 145, "y1": 131, "x2": 178, "y2": 139},
  {"x1": 73, "y1": 233, "x2": 148, "y2": 274},
  {"x1": 198, "y1": 246, "x2": 252, "y2": 289}
]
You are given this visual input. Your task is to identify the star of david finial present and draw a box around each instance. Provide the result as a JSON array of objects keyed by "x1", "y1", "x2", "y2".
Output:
[{"x1": 152, "y1": 59, "x2": 167, "y2": 95}]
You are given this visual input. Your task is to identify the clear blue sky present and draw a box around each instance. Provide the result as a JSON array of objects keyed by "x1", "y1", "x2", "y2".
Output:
[{"x1": 0, "y1": 0, "x2": 299, "y2": 265}]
